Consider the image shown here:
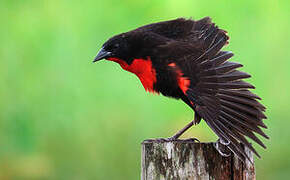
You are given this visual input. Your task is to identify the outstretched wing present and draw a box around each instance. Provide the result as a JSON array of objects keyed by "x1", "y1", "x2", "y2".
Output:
[
  {"x1": 139, "y1": 17, "x2": 224, "y2": 51},
  {"x1": 180, "y1": 22, "x2": 268, "y2": 162}
]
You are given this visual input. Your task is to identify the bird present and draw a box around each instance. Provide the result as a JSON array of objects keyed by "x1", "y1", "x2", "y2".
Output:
[{"x1": 93, "y1": 17, "x2": 268, "y2": 162}]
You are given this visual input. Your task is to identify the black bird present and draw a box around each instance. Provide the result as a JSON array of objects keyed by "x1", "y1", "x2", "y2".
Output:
[{"x1": 94, "y1": 17, "x2": 268, "y2": 162}]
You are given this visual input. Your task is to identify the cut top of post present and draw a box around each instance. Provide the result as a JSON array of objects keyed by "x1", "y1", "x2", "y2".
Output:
[{"x1": 141, "y1": 140, "x2": 255, "y2": 180}]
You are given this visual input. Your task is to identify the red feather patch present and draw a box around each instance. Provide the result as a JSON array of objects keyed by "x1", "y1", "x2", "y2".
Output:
[
  {"x1": 168, "y1": 63, "x2": 190, "y2": 94},
  {"x1": 107, "y1": 57, "x2": 157, "y2": 93}
]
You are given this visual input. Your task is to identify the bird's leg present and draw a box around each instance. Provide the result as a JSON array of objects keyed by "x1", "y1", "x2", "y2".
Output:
[
  {"x1": 169, "y1": 120, "x2": 197, "y2": 140},
  {"x1": 169, "y1": 112, "x2": 201, "y2": 141},
  {"x1": 145, "y1": 121, "x2": 199, "y2": 143},
  {"x1": 146, "y1": 111, "x2": 201, "y2": 142},
  {"x1": 147, "y1": 121, "x2": 200, "y2": 142},
  {"x1": 162, "y1": 96, "x2": 200, "y2": 141}
]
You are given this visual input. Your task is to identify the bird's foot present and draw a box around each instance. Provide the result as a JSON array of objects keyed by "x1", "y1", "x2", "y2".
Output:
[
  {"x1": 144, "y1": 137, "x2": 200, "y2": 143},
  {"x1": 214, "y1": 138, "x2": 231, "y2": 157},
  {"x1": 144, "y1": 137, "x2": 174, "y2": 143},
  {"x1": 183, "y1": 137, "x2": 200, "y2": 143}
]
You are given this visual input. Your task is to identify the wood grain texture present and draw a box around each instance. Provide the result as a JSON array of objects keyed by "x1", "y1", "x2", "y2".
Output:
[{"x1": 141, "y1": 140, "x2": 255, "y2": 180}]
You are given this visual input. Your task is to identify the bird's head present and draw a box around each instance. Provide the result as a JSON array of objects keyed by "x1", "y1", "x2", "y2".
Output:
[
  {"x1": 93, "y1": 33, "x2": 131, "y2": 62},
  {"x1": 93, "y1": 31, "x2": 167, "y2": 64}
]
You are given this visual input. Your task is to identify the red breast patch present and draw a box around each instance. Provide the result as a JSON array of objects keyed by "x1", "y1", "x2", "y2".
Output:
[{"x1": 107, "y1": 57, "x2": 157, "y2": 93}]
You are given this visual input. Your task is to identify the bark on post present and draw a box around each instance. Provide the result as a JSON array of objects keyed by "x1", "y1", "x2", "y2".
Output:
[{"x1": 141, "y1": 140, "x2": 255, "y2": 180}]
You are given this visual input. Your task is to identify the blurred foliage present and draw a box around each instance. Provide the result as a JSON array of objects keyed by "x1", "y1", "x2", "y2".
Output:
[{"x1": 1, "y1": 0, "x2": 290, "y2": 179}]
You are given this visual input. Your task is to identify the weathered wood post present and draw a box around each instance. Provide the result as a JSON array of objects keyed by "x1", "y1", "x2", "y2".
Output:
[{"x1": 141, "y1": 139, "x2": 255, "y2": 180}]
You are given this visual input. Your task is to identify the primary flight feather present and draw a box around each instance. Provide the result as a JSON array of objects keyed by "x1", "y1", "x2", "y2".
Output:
[{"x1": 93, "y1": 17, "x2": 268, "y2": 162}]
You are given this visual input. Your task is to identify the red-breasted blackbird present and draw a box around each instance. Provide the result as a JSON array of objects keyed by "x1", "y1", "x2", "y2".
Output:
[{"x1": 94, "y1": 17, "x2": 268, "y2": 162}]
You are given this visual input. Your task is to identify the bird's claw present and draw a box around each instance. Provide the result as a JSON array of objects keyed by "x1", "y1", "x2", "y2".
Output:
[
  {"x1": 214, "y1": 139, "x2": 231, "y2": 157},
  {"x1": 149, "y1": 137, "x2": 175, "y2": 142},
  {"x1": 185, "y1": 137, "x2": 200, "y2": 143},
  {"x1": 144, "y1": 137, "x2": 200, "y2": 143}
]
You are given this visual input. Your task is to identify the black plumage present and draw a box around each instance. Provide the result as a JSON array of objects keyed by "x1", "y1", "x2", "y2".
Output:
[{"x1": 94, "y1": 17, "x2": 268, "y2": 162}]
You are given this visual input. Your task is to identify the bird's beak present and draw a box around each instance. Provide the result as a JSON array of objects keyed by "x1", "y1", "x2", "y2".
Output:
[{"x1": 93, "y1": 48, "x2": 112, "y2": 62}]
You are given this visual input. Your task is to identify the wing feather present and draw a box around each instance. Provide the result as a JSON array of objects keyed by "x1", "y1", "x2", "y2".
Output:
[{"x1": 179, "y1": 22, "x2": 268, "y2": 162}]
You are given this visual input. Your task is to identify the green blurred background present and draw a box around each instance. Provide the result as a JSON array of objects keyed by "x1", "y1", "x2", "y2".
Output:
[{"x1": 1, "y1": 0, "x2": 290, "y2": 179}]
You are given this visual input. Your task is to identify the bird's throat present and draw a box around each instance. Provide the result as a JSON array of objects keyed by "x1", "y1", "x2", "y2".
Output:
[{"x1": 107, "y1": 57, "x2": 157, "y2": 93}]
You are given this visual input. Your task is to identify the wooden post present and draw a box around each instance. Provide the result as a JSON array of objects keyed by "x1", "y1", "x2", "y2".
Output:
[{"x1": 141, "y1": 139, "x2": 255, "y2": 180}]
